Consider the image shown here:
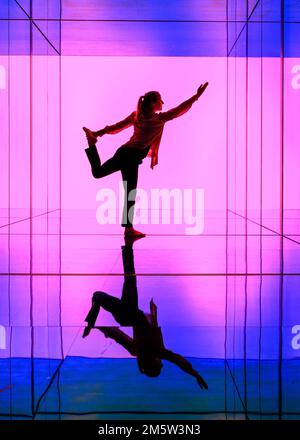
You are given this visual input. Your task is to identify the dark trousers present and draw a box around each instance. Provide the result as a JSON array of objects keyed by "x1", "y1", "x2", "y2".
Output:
[
  {"x1": 85, "y1": 244, "x2": 146, "y2": 327},
  {"x1": 85, "y1": 145, "x2": 149, "y2": 227}
]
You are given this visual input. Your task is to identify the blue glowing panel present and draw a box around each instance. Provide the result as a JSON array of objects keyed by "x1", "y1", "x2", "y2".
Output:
[
  {"x1": 32, "y1": 20, "x2": 61, "y2": 54},
  {"x1": 259, "y1": 0, "x2": 281, "y2": 22},
  {"x1": 32, "y1": 0, "x2": 61, "y2": 19},
  {"x1": 61, "y1": 0, "x2": 227, "y2": 21},
  {"x1": 229, "y1": 23, "x2": 247, "y2": 57},
  {"x1": 13, "y1": 0, "x2": 30, "y2": 16},
  {"x1": 248, "y1": 22, "x2": 281, "y2": 57},
  {"x1": 285, "y1": 23, "x2": 300, "y2": 57},
  {"x1": 33, "y1": 357, "x2": 227, "y2": 415},
  {"x1": 0, "y1": 20, "x2": 30, "y2": 55},
  {"x1": 285, "y1": 0, "x2": 300, "y2": 21},
  {"x1": 61, "y1": 21, "x2": 227, "y2": 56},
  {"x1": 228, "y1": 21, "x2": 246, "y2": 56},
  {"x1": 0, "y1": 0, "x2": 28, "y2": 18},
  {"x1": 31, "y1": 25, "x2": 60, "y2": 55},
  {"x1": 261, "y1": 0, "x2": 300, "y2": 22},
  {"x1": 1, "y1": 3, "x2": 300, "y2": 56}
]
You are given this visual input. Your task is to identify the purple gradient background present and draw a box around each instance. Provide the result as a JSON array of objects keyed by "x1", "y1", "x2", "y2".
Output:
[
  {"x1": 61, "y1": 56, "x2": 225, "y2": 212},
  {"x1": 1, "y1": 56, "x2": 299, "y2": 214},
  {"x1": 1, "y1": 55, "x2": 300, "y2": 361}
]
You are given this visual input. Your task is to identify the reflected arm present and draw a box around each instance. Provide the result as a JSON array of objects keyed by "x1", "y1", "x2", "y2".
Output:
[{"x1": 162, "y1": 349, "x2": 208, "y2": 389}]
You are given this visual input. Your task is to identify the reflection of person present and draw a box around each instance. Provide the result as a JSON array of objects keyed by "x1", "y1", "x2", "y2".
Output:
[
  {"x1": 83, "y1": 83, "x2": 209, "y2": 236},
  {"x1": 83, "y1": 236, "x2": 208, "y2": 389}
]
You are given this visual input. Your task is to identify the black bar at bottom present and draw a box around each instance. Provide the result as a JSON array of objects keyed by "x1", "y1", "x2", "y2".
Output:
[{"x1": 1, "y1": 421, "x2": 300, "y2": 438}]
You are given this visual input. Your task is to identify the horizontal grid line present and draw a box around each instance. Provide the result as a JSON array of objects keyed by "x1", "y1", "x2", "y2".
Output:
[
  {"x1": 1, "y1": 408, "x2": 299, "y2": 417},
  {"x1": 1, "y1": 18, "x2": 300, "y2": 23},
  {"x1": 229, "y1": 209, "x2": 300, "y2": 245},
  {"x1": 0, "y1": 233, "x2": 281, "y2": 236},
  {"x1": 3, "y1": 325, "x2": 293, "y2": 329},
  {"x1": 1, "y1": 272, "x2": 300, "y2": 277},
  {"x1": 31, "y1": 409, "x2": 300, "y2": 416},
  {"x1": 0, "y1": 209, "x2": 60, "y2": 229},
  {"x1": 0, "y1": 413, "x2": 33, "y2": 418}
]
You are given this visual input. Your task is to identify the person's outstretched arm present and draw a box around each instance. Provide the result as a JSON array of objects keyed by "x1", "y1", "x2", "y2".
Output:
[
  {"x1": 94, "y1": 111, "x2": 135, "y2": 137},
  {"x1": 97, "y1": 326, "x2": 137, "y2": 356},
  {"x1": 159, "y1": 82, "x2": 209, "y2": 122},
  {"x1": 162, "y1": 349, "x2": 208, "y2": 389}
]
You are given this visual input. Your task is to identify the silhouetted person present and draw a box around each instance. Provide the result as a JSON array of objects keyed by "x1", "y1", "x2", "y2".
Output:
[
  {"x1": 83, "y1": 82, "x2": 209, "y2": 237},
  {"x1": 83, "y1": 236, "x2": 208, "y2": 389}
]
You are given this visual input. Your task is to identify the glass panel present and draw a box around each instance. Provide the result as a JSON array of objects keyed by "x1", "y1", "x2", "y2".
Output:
[{"x1": 61, "y1": 21, "x2": 227, "y2": 56}]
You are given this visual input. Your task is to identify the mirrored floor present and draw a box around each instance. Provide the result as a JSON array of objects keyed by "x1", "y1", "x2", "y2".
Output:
[{"x1": 1, "y1": 209, "x2": 300, "y2": 420}]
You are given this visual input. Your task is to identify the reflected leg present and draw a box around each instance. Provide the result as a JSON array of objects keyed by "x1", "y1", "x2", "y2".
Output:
[
  {"x1": 120, "y1": 244, "x2": 138, "y2": 312},
  {"x1": 84, "y1": 291, "x2": 122, "y2": 328}
]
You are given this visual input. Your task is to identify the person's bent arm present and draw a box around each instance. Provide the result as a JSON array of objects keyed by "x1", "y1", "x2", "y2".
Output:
[
  {"x1": 94, "y1": 112, "x2": 135, "y2": 137},
  {"x1": 159, "y1": 82, "x2": 209, "y2": 122}
]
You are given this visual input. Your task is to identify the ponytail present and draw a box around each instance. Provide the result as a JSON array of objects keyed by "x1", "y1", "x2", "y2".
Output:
[
  {"x1": 136, "y1": 95, "x2": 145, "y2": 121},
  {"x1": 136, "y1": 91, "x2": 161, "y2": 121}
]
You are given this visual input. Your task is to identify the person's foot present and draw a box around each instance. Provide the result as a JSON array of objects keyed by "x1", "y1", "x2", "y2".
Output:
[
  {"x1": 124, "y1": 227, "x2": 146, "y2": 238},
  {"x1": 83, "y1": 127, "x2": 98, "y2": 147},
  {"x1": 82, "y1": 326, "x2": 92, "y2": 338},
  {"x1": 123, "y1": 235, "x2": 144, "y2": 247}
]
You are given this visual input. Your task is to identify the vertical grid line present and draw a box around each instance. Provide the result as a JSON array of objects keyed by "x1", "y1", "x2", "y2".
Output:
[
  {"x1": 7, "y1": 0, "x2": 12, "y2": 419},
  {"x1": 59, "y1": 0, "x2": 63, "y2": 351},
  {"x1": 278, "y1": 0, "x2": 285, "y2": 421},
  {"x1": 243, "y1": 0, "x2": 249, "y2": 417},
  {"x1": 46, "y1": 0, "x2": 50, "y2": 347},
  {"x1": 233, "y1": 0, "x2": 237, "y2": 414},
  {"x1": 58, "y1": 0, "x2": 64, "y2": 377},
  {"x1": 7, "y1": 0, "x2": 11, "y2": 327},
  {"x1": 29, "y1": 0, "x2": 35, "y2": 418},
  {"x1": 225, "y1": 0, "x2": 229, "y2": 419},
  {"x1": 259, "y1": 0, "x2": 264, "y2": 418},
  {"x1": 57, "y1": 369, "x2": 62, "y2": 419}
]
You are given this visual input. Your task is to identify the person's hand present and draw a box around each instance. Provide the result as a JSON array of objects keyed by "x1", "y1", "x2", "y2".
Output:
[
  {"x1": 196, "y1": 374, "x2": 208, "y2": 390},
  {"x1": 196, "y1": 82, "x2": 209, "y2": 97},
  {"x1": 150, "y1": 298, "x2": 157, "y2": 316}
]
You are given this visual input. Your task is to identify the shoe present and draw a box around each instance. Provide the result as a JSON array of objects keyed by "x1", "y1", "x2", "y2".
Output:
[
  {"x1": 124, "y1": 227, "x2": 146, "y2": 238},
  {"x1": 123, "y1": 235, "x2": 144, "y2": 247}
]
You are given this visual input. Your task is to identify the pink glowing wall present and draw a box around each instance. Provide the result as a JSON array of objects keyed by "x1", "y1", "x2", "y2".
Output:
[
  {"x1": 60, "y1": 55, "x2": 299, "y2": 218},
  {"x1": 61, "y1": 57, "x2": 226, "y2": 212},
  {"x1": 1, "y1": 55, "x2": 300, "y2": 360},
  {"x1": 2, "y1": 56, "x2": 299, "y2": 218},
  {"x1": 0, "y1": 55, "x2": 60, "y2": 214},
  {"x1": 228, "y1": 57, "x2": 300, "y2": 214}
]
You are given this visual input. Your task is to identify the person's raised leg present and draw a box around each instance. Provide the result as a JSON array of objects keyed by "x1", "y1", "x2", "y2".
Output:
[{"x1": 83, "y1": 127, "x2": 121, "y2": 179}]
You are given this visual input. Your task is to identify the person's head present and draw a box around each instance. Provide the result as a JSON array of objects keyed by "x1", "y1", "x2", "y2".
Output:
[
  {"x1": 136, "y1": 91, "x2": 164, "y2": 119},
  {"x1": 137, "y1": 354, "x2": 163, "y2": 377}
]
